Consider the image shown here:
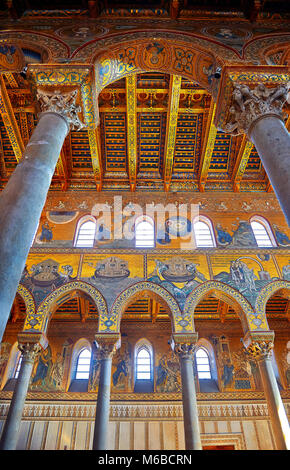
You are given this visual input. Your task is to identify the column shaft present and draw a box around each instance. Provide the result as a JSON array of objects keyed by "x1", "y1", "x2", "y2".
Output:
[
  {"x1": 258, "y1": 357, "x2": 290, "y2": 450},
  {"x1": 0, "y1": 353, "x2": 35, "y2": 450},
  {"x1": 0, "y1": 112, "x2": 68, "y2": 341},
  {"x1": 180, "y1": 355, "x2": 202, "y2": 450},
  {"x1": 92, "y1": 357, "x2": 112, "y2": 450},
  {"x1": 249, "y1": 116, "x2": 290, "y2": 226}
]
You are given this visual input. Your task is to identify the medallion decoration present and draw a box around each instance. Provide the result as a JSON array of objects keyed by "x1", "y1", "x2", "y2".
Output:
[{"x1": 225, "y1": 82, "x2": 290, "y2": 135}]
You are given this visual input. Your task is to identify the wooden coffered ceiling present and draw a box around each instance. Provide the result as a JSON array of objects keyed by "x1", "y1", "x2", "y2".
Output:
[
  {"x1": 0, "y1": 70, "x2": 282, "y2": 193},
  {"x1": 9, "y1": 293, "x2": 290, "y2": 324}
]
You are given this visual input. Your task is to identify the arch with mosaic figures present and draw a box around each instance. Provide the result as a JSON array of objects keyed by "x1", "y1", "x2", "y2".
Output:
[
  {"x1": 23, "y1": 280, "x2": 108, "y2": 334},
  {"x1": 106, "y1": 281, "x2": 188, "y2": 335},
  {"x1": 183, "y1": 280, "x2": 268, "y2": 334}
]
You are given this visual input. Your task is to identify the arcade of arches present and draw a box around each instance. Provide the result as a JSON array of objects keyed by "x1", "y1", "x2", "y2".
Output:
[{"x1": 0, "y1": 1, "x2": 290, "y2": 451}]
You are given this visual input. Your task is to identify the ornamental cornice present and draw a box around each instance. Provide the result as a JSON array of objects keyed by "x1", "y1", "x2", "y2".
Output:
[{"x1": 1, "y1": 390, "x2": 290, "y2": 401}]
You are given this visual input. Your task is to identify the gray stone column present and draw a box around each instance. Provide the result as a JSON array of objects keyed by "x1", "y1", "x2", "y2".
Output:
[
  {"x1": 171, "y1": 334, "x2": 202, "y2": 450},
  {"x1": 92, "y1": 334, "x2": 120, "y2": 450},
  {"x1": 0, "y1": 89, "x2": 83, "y2": 341},
  {"x1": 0, "y1": 333, "x2": 47, "y2": 450},
  {"x1": 243, "y1": 332, "x2": 290, "y2": 450},
  {"x1": 225, "y1": 82, "x2": 290, "y2": 225}
]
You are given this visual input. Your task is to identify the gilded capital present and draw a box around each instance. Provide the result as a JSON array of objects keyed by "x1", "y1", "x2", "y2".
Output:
[
  {"x1": 37, "y1": 88, "x2": 84, "y2": 131},
  {"x1": 242, "y1": 330, "x2": 275, "y2": 362},
  {"x1": 243, "y1": 340, "x2": 274, "y2": 361},
  {"x1": 94, "y1": 334, "x2": 121, "y2": 360},
  {"x1": 224, "y1": 82, "x2": 289, "y2": 136}
]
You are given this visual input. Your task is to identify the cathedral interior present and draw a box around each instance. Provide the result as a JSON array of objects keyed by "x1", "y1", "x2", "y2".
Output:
[{"x1": 0, "y1": 0, "x2": 289, "y2": 451}]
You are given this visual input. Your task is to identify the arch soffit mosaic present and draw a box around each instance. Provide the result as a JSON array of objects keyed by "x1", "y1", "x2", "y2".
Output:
[
  {"x1": 107, "y1": 281, "x2": 186, "y2": 335},
  {"x1": 17, "y1": 284, "x2": 36, "y2": 317},
  {"x1": 255, "y1": 280, "x2": 290, "y2": 317},
  {"x1": 89, "y1": 36, "x2": 225, "y2": 95},
  {"x1": 183, "y1": 280, "x2": 268, "y2": 334},
  {"x1": 23, "y1": 280, "x2": 107, "y2": 334}
]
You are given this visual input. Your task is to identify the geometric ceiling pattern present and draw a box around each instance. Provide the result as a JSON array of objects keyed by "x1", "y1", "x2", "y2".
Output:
[{"x1": 0, "y1": 71, "x2": 272, "y2": 193}]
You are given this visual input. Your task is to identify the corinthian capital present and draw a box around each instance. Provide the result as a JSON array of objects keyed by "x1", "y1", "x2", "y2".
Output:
[
  {"x1": 224, "y1": 82, "x2": 290, "y2": 136},
  {"x1": 94, "y1": 334, "x2": 121, "y2": 360},
  {"x1": 37, "y1": 88, "x2": 84, "y2": 131},
  {"x1": 171, "y1": 333, "x2": 198, "y2": 360},
  {"x1": 243, "y1": 340, "x2": 274, "y2": 361},
  {"x1": 17, "y1": 342, "x2": 42, "y2": 362}
]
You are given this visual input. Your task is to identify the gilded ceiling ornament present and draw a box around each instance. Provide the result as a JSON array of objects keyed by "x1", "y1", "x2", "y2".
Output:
[
  {"x1": 37, "y1": 88, "x2": 85, "y2": 131},
  {"x1": 225, "y1": 82, "x2": 290, "y2": 136}
]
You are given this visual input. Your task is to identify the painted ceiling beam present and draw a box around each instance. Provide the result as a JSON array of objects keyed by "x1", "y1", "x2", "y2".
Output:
[
  {"x1": 0, "y1": 75, "x2": 24, "y2": 162},
  {"x1": 163, "y1": 74, "x2": 182, "y2": 192},
  {"x1": 56, "y1": 147, "x2": 69, "y2": 191},
  {"x1": 198, "y1": 98, "x2": 217, "y2": 191},
  {"x1": 126, "y1": 74, "x2": 138, "y2": 191},
  {"x1": 232, "y1": 135, "x2": 253, "y2": 192},
  {"x1": 88, "y1": 126, "x2": 103, "y2": 191}
]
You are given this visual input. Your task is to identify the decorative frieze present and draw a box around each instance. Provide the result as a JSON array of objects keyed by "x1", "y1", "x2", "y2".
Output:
[{"x1": 0, "y1": 400, "x2": 289, "y2": 420}]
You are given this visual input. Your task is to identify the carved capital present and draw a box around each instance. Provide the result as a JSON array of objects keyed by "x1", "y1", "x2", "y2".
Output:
[
  {"x1": 224, "y1": 82, "x2": 289, "y2": 136},
  {"x1": 242, "y1": 330, "x2": 275, "y2": 362},
  {"x1": 17, "y1": 332, "x2": 48, "y2": 362},
  {"x1": 171, "y1": 333, "x2": 198, "y2": 360},
  {"x1": 243, "y1": 341, "x2": 274, "y2": 361},
  {"x1": 17, "y1": 342, "x2": 42, "y2": 362},
  {"x1": 37, "y1": 88, "x2": 84, "y2": 131},
  {"x1": 94, "y1": 334, "x2": 121, "y2": 360}
]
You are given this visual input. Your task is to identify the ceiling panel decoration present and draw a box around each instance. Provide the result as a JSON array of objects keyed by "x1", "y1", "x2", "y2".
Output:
[{"x1": 0, "y1": 70, "x2": 279, "y2": 192}]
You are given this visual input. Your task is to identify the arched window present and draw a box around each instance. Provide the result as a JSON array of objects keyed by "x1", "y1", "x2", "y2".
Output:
[
  {"x1": 195, "y1": 348, "x2": 211, "y2": 379},
  {"x1": 134, "y1": 339, "x2": 154, "y2": 392},
  {"x1": 193, "y1": 217, "x2": 216, "y2": 248},
  {"x1": 74, "y1": 217, "x2": 96, "y2": 247},
  {"x1": 250, "y1": 217, "x2": 276, "y2": 247},
  {"x1": 135, "y1": 216, "x2": 154, "y2": 248},
  {"x1": 136, "y1": 348, "x2": 151, "y2": 380},
  {"x1": 75, "y1": 348, "x2": 91, "y2": 379}
]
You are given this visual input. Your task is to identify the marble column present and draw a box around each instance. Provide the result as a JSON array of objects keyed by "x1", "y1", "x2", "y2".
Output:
[
  {"x1": 243, "y1": 332, "x2": 290, "y2": 450},
  {"x1": 171, "y1": 334, "x2": 202, "y2": 450},
  {"x1": 0, "y1": 89, "x2": 83, "y2": 342},
  {"x1": 0, "y1": 333, "x2": 47, "y2": 450},
  {"x1": 92, "y1": 334, "x2": 120, "y2": 450},
  {"x1": 225, "y1": 82, "x2": 290, "y2": 225}
]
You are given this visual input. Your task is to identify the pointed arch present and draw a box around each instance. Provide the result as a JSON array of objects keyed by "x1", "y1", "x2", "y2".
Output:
[
  {"x1": 104, "y1": 281, "x2": 188, "y2": 334},
  {"x1": 255, "y1": 280, "x2": 290, "y2": 317},
  {"x1": 23, "y1": 281, "x2": 108, "y2": 334},
  {"x1": 183, "y1": 280, "x2": 267, "y2": 334}
]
